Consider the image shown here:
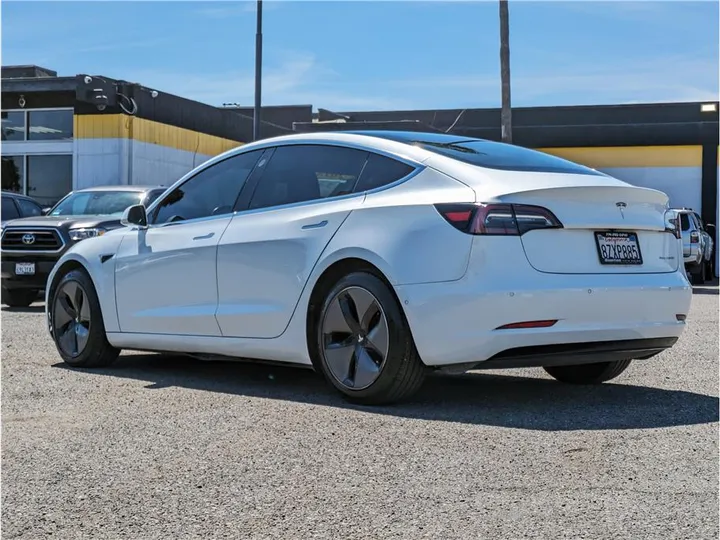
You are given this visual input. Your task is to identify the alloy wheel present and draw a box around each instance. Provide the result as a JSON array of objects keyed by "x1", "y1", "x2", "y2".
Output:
[
  {"x1": 321, "y1": 286, "x2": 390, "y2": 390},
  {"x1": 53, "y1": 280, "x2": 91, "y2": 358}
]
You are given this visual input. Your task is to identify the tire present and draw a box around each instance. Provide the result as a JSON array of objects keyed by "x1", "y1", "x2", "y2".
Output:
[
  {"x1": 543, "y1": 359, "x2": 631, "y2": 385},
  {"x1": 311, "y1": 271, "x2": 426, "y2": 405},
  {"x1": 689, "y1": 262, "x2": 705, "y2": 285},
  {"x1": 1, "y1": 288, "x2": 37, "y2": 308},
  {"x1": 50, "y1": 268, "x2": 119, "y2": 368}
]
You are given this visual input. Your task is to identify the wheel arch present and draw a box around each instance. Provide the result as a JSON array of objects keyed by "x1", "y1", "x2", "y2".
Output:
[
  {"x1": 46, "y1": 251, "x2": 121, "y2": 333},
  {"x1": 303, "y1": 254, "x2": 411, "y2": 370}
]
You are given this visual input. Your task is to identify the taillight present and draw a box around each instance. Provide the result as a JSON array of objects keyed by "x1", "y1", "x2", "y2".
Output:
[
  {"x1": 690, "y1": 231, "x2": 699, "y2": 243},
  {"x1": 434, "y1": 203, "x2": 563, "y2": 236},
  {"x1": 664, "y1": 211, "x2": 681, "y2": 239}
]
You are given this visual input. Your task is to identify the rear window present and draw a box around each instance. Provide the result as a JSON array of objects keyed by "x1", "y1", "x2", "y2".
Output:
[
  {"x1": 680, "y1": 214, "x2": 691, "y2": 231},
  {"x1": 409, "y1": 139, "x2": 604, "y2": 176}
]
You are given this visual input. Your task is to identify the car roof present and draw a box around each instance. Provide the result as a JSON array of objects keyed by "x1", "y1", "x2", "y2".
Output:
[
  {"x1": 1, "y1": 191, "x2": 39, "y2": 202},
  {"x1": 341, "y1": 130, "x2": 479, "y2": 145},
  {"x1": 73, "y1": 185, "x2": 165, "y2": 193}
]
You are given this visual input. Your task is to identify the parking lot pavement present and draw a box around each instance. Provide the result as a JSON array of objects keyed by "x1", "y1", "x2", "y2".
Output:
[{"x1": 1, "y1": 285, "x2": 718, "y2": 540}]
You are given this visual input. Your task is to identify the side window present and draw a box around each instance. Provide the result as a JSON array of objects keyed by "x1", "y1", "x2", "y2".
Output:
[
  {"x1": 2, "y1": 197, "x2": 20, "y2": 220},
  {"x1": 248, "y1": 145, "x2": 368, "y2": 210},
  {"x1": 354, "y1": 152, "x2": 416, "y2": 193},
  {"x1": 680, "y1": 213, "x2": 691, "y2": 231},
  {"x1": 153, "y1": 150, "x2": 263, "y2": 224},
  {"x1": 16, "y1": 198, "x2": 43, "y2": 217}
]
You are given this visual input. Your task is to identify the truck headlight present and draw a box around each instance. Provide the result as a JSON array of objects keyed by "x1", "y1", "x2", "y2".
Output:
[{"x1": 69, "y1": 227, "x2": 105, "y2": 241}]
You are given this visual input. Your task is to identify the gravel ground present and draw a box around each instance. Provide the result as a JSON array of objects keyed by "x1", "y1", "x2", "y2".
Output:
[{"x1": 2, "y1": 284, "x2": 718, "y2": 539}]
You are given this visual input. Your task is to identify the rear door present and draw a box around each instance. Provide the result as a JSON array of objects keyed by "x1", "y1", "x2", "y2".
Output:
[{"x1": 215, "y1": 144, "x2": 370, "y2": 338}]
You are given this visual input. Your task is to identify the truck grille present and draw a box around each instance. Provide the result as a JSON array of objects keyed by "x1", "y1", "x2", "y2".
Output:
[{"x1": 1, "y1": 228, "x2": 64, "y2": 252}]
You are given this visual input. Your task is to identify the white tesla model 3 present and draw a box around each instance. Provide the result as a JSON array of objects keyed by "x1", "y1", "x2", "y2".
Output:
[{"x1": 45, "y1": 131, "x2": 691, "y2": 404}]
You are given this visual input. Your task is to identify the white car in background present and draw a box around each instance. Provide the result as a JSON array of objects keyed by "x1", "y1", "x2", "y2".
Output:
[{"x1": 45, "y1": 131, "x2": 692, "y2": 405}]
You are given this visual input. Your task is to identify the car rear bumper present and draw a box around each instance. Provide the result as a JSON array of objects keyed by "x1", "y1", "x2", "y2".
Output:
[{"x1": 395, "y1": 238, "x2": 692, "y2": 367}]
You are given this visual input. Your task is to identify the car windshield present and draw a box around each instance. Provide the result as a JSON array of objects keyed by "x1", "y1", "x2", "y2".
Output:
[{"x1": 49, "y1": 191, "x2": 144, "y2": 216}]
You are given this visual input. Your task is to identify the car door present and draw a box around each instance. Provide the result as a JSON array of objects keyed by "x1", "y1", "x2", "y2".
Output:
[
  {"x1": 694, "y1": 213, "x2": 712, "y2": 261},
  {"x1": 114, "y1": 149, "x2": 266, "y2": 336},
  {"x1": 215, "y1": 145, "x2": 417, "y2": 338}
]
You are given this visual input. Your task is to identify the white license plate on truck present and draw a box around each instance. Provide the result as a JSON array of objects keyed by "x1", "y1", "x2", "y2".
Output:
[
  {"x1": 15, "y1": 262, "x2": 36, "y2": 275},
  {"x1": 594, "y1": 231, "x2": 643, "y2": 265}
]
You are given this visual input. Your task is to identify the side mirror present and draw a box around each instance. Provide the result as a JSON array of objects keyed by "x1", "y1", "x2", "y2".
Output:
[
  {"x1": 41, "y1": 207, "x2": 51, "y2": 216},
  {"x1": 121, "y1": 204, "x2": 148, "y2": 228}
]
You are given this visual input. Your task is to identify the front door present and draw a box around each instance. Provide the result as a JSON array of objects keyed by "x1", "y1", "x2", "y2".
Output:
[{"x1": 114, "y1": 148, "x2": 266, "y2": 335}]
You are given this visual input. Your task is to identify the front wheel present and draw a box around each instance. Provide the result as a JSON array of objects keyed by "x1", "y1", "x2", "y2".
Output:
[
  {"x1": 543, "y1": 359, "x2": 631, "y2": 384},
  {"x1": 50, "y1": 268, "x2": 119, "y2": 368},
  {"x1": 312, "y1": 271, "x2": 426, "y2": 405},
  {"x1": 1, "y1": 288, "x2": 38, "y2": 308}
]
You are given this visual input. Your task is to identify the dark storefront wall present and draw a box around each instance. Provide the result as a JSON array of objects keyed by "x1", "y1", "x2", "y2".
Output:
[{"x1": 1, "y1": 107, "x2": 74, "y2": 205}]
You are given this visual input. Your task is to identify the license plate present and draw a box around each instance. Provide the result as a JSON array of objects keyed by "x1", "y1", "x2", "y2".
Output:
[
  {"x1": 15, "y1": 262, "x2": 36, "y2": 275},
  {"x1": 594, "y1": 231, "x2": 643, "y2": 265}
]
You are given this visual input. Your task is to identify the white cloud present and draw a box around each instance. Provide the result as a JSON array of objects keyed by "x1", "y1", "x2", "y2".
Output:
[
  {"x1": 387, "y1": 55, "x2": 719, "y2": 107},
  {"x1": 195, "y1": 1, "x2": 282, "y2": 18},
  {"x1": 120, "y1": 53, "x2": 411, "y2": 111}
]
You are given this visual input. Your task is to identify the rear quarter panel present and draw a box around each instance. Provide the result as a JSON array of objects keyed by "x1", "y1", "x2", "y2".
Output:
[{"x1": 320, "y1": 167, "x2": 477, "y2": 285}]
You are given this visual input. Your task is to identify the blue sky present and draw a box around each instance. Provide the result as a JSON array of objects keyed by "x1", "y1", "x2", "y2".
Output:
[{"x1": 2, "y1": 1, "x2": 718, "y2": 111}]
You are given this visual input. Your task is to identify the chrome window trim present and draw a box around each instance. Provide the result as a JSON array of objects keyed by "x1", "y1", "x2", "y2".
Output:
[{"x1": 1, "y1": 225, "x2": 67, "y2": 254}]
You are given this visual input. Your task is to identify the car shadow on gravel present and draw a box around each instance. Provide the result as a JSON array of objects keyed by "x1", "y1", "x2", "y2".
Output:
[
  {"x1": 53, "y1": 354, "x2": 719, "y2": 431},
  {"x1": 1, "y1": 305, "x2": 45, "y2": 313},
  {"x1": 693, "y1": 286, "x2": 719, "y2": 295}
]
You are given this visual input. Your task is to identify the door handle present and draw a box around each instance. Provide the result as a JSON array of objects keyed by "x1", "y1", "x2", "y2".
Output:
[
  {"x1": 302, "y1": 220, "x2": 328, "y2": 230},
  {"x1": 193, "y1": 232, "x2": 215, "y2": 240}
]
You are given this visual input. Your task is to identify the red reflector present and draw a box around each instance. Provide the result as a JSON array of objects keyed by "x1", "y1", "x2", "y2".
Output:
[
  {"x1": 445, "y1": 211, "x2": 472, "y2": 223},
  {"x1": 496, "y1": 320, "x2": 558, "y2": 330}
]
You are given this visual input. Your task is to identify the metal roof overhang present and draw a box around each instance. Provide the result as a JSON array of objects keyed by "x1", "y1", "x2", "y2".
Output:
[{"x1": 1, "y1": 77, "x2": 77, "y2": 94}]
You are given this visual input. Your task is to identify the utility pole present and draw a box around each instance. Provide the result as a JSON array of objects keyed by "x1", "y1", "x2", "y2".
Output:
[
  {"x1": 499, "y1": 0, "x2": 512, "y2": 144},
  {"x1": 253, "y1": 0, "x2": 263, "y2": 142}
]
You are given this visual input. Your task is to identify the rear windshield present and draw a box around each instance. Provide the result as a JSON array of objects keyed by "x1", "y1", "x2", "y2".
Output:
[
  {"x1": 410, "y1": 139, "x2": 605, "y2": 176},
  {"x1": 680, "y1": 214, "x2": 691, "y2": 231}
]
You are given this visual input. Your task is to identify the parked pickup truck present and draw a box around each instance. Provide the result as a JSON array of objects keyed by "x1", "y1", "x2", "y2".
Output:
[{"x1": 1, "y1": 185, "x2": 166, "y2": 307}]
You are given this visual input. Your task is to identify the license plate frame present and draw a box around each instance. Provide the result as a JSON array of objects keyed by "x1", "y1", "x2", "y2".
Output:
[
  {"x1": 15, "y1": 262, "x2": 36, "y2": 276},
  {"x1": 594, "y1": 231, "x2": 643, "y2": 265}
]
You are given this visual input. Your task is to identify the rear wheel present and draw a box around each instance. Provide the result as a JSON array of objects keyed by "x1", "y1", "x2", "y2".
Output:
[
  {"x1": 50, "y1": 268, "x2": 119, "y2": 368},
  {"x1": 543, "y1": 359, "x2": 631, "y2": 385},
  {"x1": 1, "y1": 288, "x2": 37, "y2": 308},
  {"x1": 312, "y1": 271, "x2": 426, "y2": 405}
]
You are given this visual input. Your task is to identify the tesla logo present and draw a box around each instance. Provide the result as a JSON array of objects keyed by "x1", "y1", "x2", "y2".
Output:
[
  {"x1": 21, "y1": 234, "x2": 35, "y2": 245},
  {"x1": 616, "y1": 202, "x2": 627, "y2": 219}
]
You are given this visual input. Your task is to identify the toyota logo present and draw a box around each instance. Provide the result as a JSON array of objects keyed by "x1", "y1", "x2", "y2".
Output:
[{"x1": 21, "y1": 234, "x2": 35, "y2": 245}]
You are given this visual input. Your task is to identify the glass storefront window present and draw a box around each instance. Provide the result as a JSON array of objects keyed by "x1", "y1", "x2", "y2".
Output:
[
  {"x1": 1, "y1": 155, "x2": 24, "y2": 193},
  {"x1": 1, "y1": 111, "x2": 25, "y2": 141},
  {"x1": 28, "y1": 110, "x2": 73, "y2": 141},
  {"x1": 27, "y1": 155, "x2": 73, "y2": 206}
]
